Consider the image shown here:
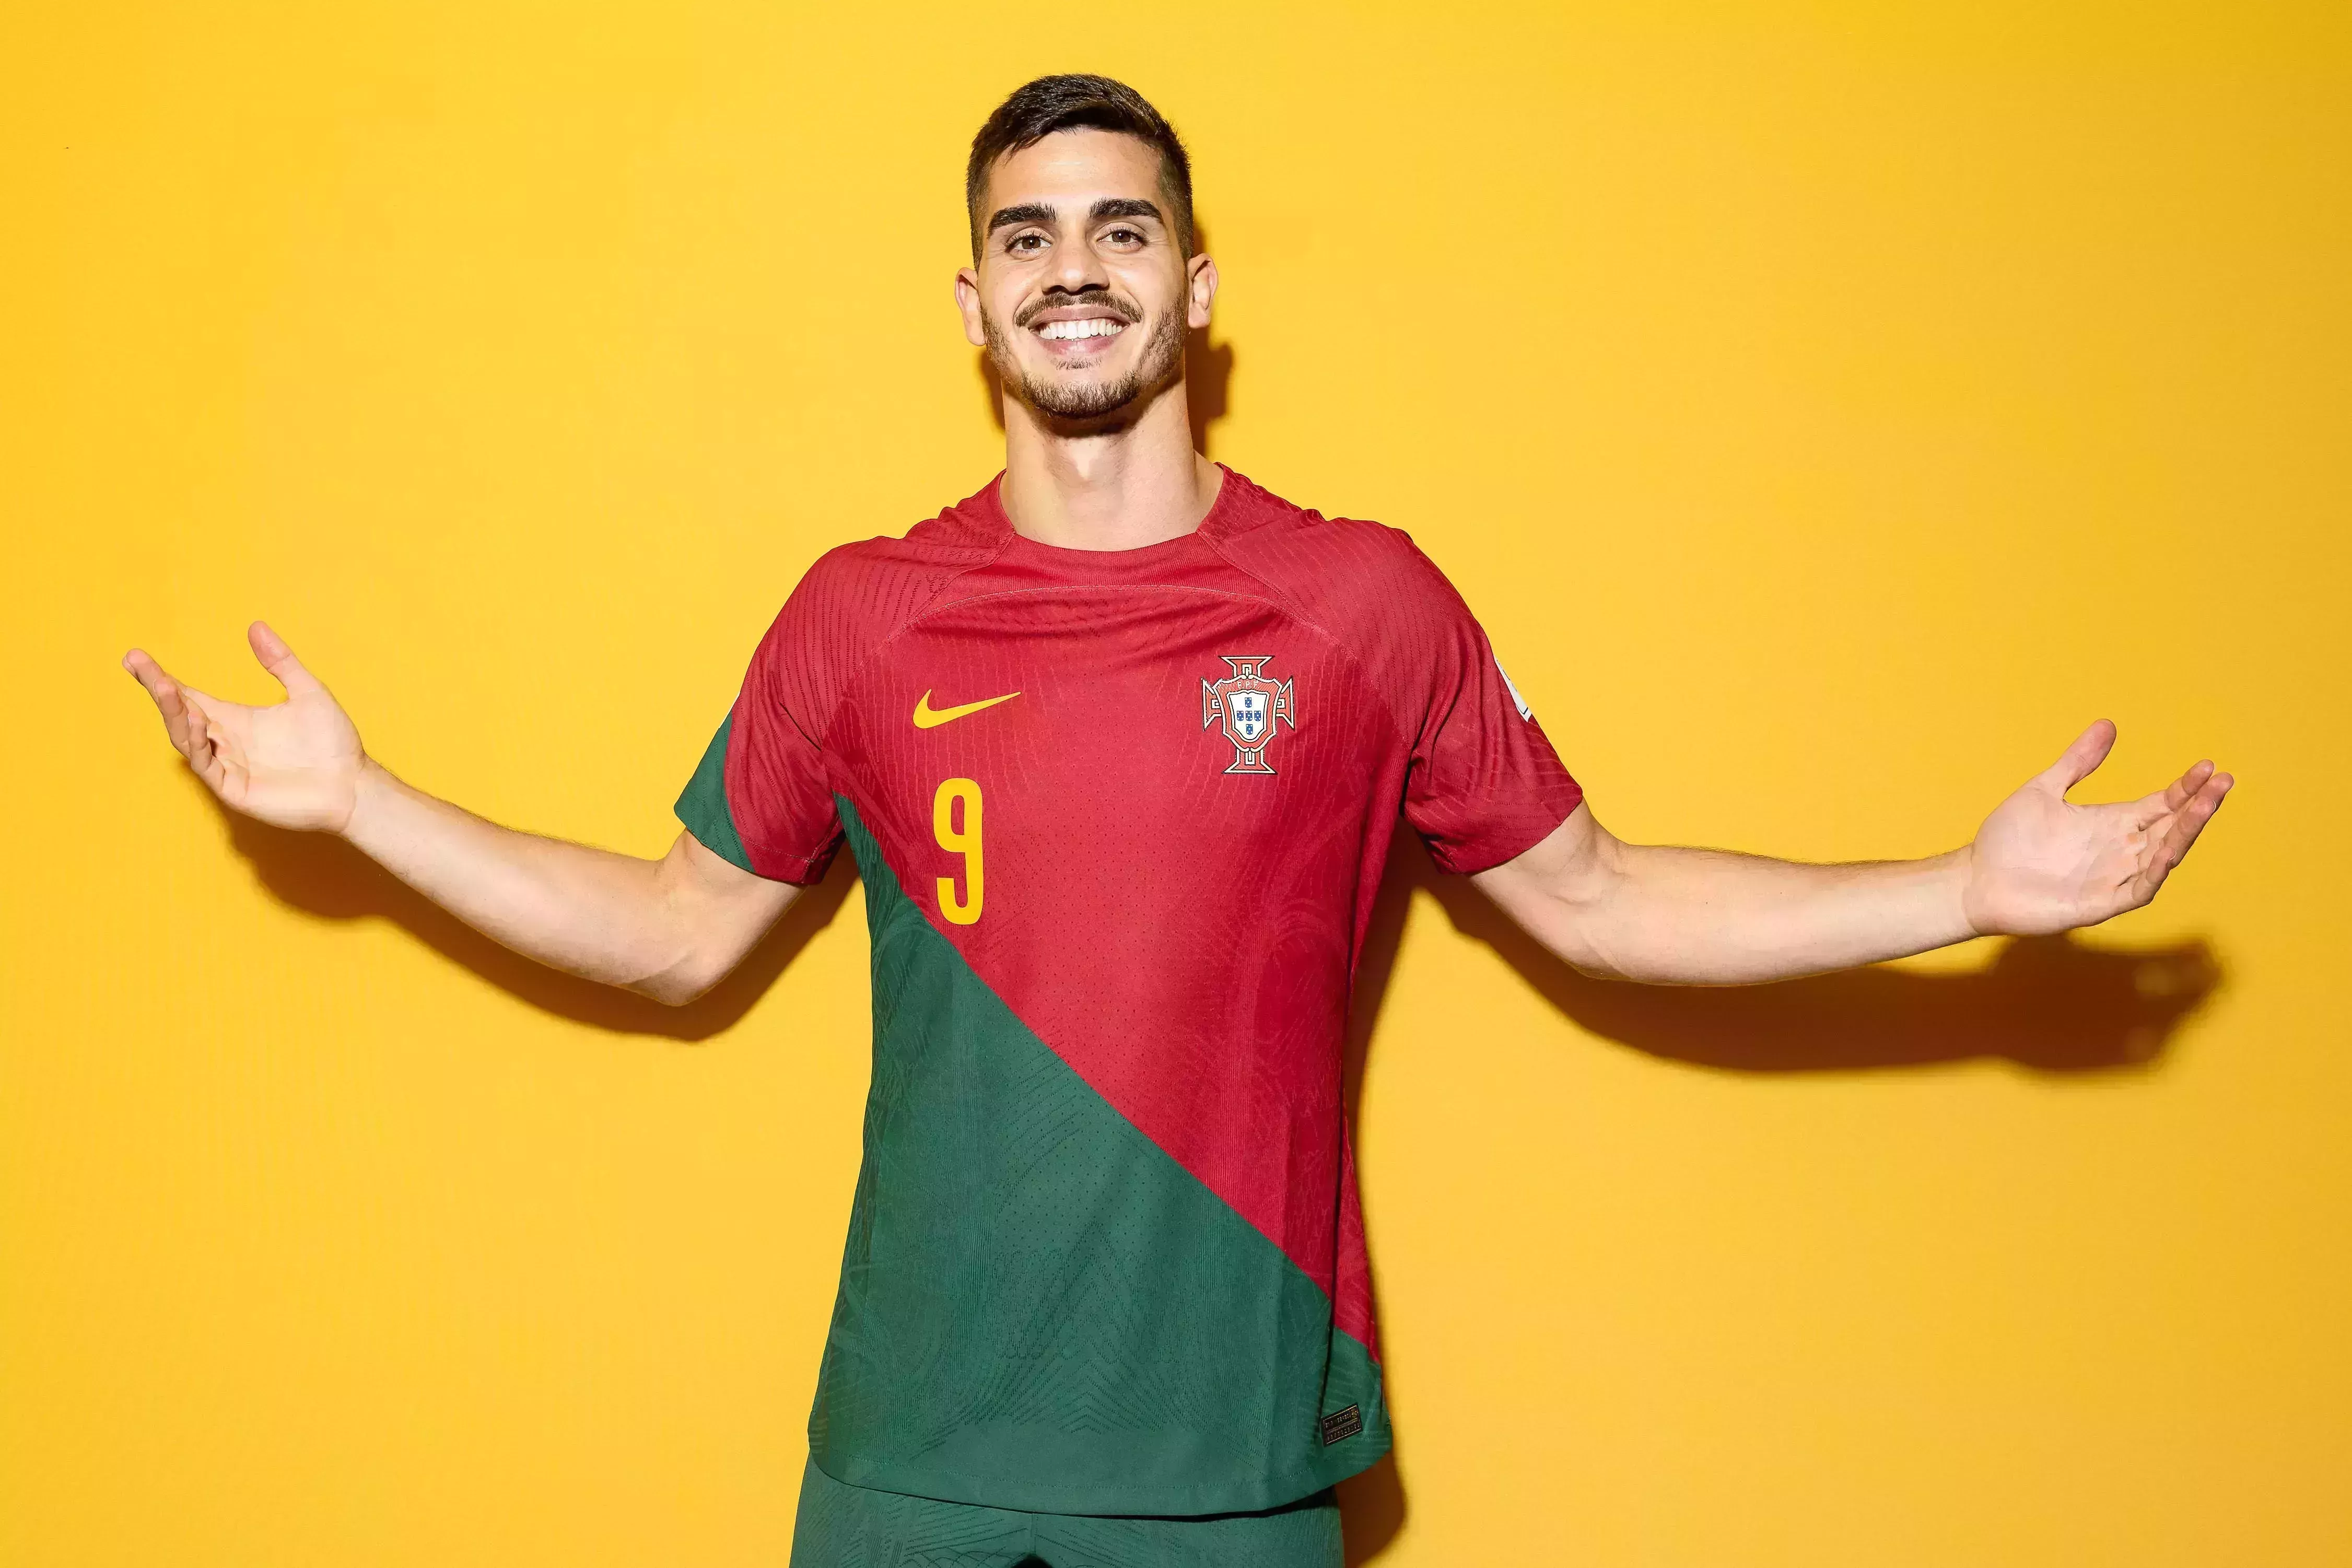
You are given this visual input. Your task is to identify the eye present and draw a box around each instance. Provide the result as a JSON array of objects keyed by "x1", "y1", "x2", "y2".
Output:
[
  {"x1": 1005, "y1": 231, "x2": 1047, "y2": 256},
  {"x1": 1103, "y1": 226, "x2": 1145, "y2": 247}
]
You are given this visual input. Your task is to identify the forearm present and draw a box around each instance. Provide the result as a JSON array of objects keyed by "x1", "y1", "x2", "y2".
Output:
[
  {"x1": 341, "y1": 760, "x2": 711, "y2": 997},
  {"x1": 1479, "y1": 809, "x2": 1981, "y2": 985},
  {"x1": 1578, "y1": 841, "x2": 1976, "y2": 984}
]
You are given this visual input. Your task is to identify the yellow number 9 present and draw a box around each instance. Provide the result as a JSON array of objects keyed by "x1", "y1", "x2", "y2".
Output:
[{"x1": 933, "y1": 777, "x2": 983, "y2": 925}]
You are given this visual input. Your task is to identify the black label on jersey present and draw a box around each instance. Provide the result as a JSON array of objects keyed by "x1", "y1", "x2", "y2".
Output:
[{"x1": 1318, "y1": 1405, "x2": 1364, "y2": 1446}]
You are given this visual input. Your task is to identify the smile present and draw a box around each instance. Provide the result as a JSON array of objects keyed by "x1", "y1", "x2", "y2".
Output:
[{"x1": 1034, "y1": 318, "x2": 1127, "y2": 341}]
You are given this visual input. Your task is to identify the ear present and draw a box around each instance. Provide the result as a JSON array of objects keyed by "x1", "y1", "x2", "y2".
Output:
[
  {"x1": 1186, "y1": 253, "x2": 1219, "y2": 331},
  {"x1": 954, "y1": 267, "x2": 988, "y2": 348}
]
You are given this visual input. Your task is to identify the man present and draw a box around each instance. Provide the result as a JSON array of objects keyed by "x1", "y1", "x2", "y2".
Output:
[{"x1": 124, "y1": 75, "x2": 2230, "y2": 1568}]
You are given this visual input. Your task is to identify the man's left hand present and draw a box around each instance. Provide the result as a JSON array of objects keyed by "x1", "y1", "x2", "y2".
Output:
[{"x1": 1963, "y1": 721, "x2": 2232, "y2": 937}]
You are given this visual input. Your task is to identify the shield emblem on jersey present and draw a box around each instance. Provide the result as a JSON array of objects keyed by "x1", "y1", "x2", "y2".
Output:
[
  {"x1": 1201, "y1": 655, "x2": 1297, "y2": 775},
  {"x1": 1230, "y1": 689, "x2": 1268, "y2": 743}
]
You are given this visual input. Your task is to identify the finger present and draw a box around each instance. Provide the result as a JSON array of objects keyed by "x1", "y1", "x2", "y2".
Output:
[
  {"x1": 123, "y1": 648, "x2": 179, "y2": 706},
  {"x1": 248, "y1": 620, "x2": 324, "y2": 697},
  {"x1": 2037, "y1": 719, "x2": 2117, "y2": 797},
  {"x1": 2155, "y1": 771, "x2": 2233, "y2": 868},
  {"x1": 2135, "y1": 759, "x2": 2217, "y2": 827},
  {"x1": 123, "y1": 650, "x2": 201, "y2": 754},
  {"x1": 181, "y1": 691, "x2": 221, "y2": 780}
]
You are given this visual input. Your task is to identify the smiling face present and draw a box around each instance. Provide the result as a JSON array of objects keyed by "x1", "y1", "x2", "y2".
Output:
[{"x1": 956, "y1": 129, "x2": 1216, "y2": 426}]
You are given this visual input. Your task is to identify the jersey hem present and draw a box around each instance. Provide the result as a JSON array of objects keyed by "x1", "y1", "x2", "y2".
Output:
[
  {"x1": 1425, "y1": 787, "x2": 1586, "y2": 877},
  {"x1": 673, "y1": 811, "x2": 835, "y2": 886},
  {"x1": 809, "y1": 1426, "x2": 1393, "y2": 1520}
]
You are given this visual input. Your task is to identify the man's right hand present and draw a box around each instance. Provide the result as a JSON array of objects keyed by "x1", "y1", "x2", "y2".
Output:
[
  {"x1": 124, "y1": 621, "x2": 365, "y2": 834},
  {"x1": 123, "y1": 621, "x2": 798, "y2": 1003}
]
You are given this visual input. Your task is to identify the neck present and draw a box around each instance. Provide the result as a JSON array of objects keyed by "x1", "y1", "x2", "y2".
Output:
[{"x1": 998, "y1": 377, "x2": 1222, "y2": 550}]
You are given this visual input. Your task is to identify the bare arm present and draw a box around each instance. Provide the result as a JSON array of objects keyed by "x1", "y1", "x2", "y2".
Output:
[
  {"x1": 337, "y1": 768, "x2": 795, "y2": 1002},
  {"x1": 1474, "y1": 722, "x2": 2232, "y2": 985},
  {"x1": 124, "y1": 622, "x2": 797, "y2": 1004}
]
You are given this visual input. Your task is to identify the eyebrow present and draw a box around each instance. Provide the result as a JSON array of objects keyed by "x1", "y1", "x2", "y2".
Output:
[
  {"x1": 984, "y1": 202, "x2": 1056, "y2": 236},
  {"x1": 983, "y1": 196, "x2": 1167, "y2": 237},
  {"x1": 1089, "y1": 197, "x2": 1164, "y2": 225}
]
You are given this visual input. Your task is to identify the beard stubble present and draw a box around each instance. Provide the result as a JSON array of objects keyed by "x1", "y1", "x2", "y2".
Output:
[{"x1": 984, "y1": 294, "x2": 1187, "y2": 423}]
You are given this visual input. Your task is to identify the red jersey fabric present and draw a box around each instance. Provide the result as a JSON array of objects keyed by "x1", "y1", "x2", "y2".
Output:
[{"x1": 682, "y1": 466, "x2": 1582, "y2": 1513}]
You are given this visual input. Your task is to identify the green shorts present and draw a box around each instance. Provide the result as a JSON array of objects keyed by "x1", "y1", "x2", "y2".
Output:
[{"x1": 788, "y1": 1458, "x2": 1345, "y2": 1568}]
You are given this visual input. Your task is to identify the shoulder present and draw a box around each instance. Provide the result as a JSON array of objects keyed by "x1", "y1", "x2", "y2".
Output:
[
  {"x1": 763, "y1": 487, "x2": 1006, "y2": 653},
  {"x1": 1208, "y1": 470, "x2": 1477, "y2": 642}
]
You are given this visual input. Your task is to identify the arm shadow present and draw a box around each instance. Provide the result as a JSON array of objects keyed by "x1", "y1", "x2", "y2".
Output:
[
  {"x1": 196, "y1": 775, "x2": 856, "y2": 1043},
  {"x1": 1331, "y1": 828, "x2": 2221, "y2": 1563},
  {"x1": 1347, "y1": 829, "x2": 2221, "y2": 1081}
]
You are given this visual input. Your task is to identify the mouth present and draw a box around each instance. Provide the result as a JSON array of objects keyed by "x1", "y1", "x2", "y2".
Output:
[
  {"x1": 1034, "y1": 317, "x2": 1127, "y2": 343},
  {"x1": 1020, "y1": 300, "x2": 1139, "y2": 359}
]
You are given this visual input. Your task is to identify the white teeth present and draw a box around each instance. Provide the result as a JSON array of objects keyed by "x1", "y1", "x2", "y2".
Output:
[{"x1": 1036, "y1": 318, "x2": 1126, "y2": 341}]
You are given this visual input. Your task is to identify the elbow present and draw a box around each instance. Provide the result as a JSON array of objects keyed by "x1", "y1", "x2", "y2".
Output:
[
  {"x1": 1542, "y1": 915, "x2": 1675, "y2": 984},
  {"x1": 635, "y1": 975, "x2": 710, "y2": 1008},
  {"x1": 630, "y1": 950, "x2": 729, "y2": 1008},
  {"x1": 1563, "y1": 949, "x2": 1632, "y2": 983},
  {"x1": 1548, "y1": 930, "x2": 1634, "y2": 982},
  {"x1": 1527, "y1": 851, "x2": 1649, "y2": 983},
  {"x1": 1517, "y1": 888, "x2": 1632, "y2": 982}
]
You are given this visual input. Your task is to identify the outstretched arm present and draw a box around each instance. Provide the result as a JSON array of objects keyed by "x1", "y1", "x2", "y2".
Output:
[
  {"x1": 1473, "y1": 722, "x2": 2231, "y2": 985},
  {"x1": 124, "y1": 622, "x2": 797, "y2": 1004}
]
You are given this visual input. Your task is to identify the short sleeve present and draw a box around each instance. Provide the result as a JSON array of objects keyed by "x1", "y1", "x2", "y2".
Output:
[
  {"x1": 674, "y1": 582, "x2": 848, "y2": 886},
  {"x1": 1396, "y1": 554, "x2": 1584, "y2": 875}
]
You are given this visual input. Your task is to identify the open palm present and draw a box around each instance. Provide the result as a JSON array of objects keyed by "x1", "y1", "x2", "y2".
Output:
[
  {"x1": 123, "y1": 622, "x2": 365, "y2": 833},
  {"x1": 1964, "y1": 720, "x2": 2232, "y2": 937}
]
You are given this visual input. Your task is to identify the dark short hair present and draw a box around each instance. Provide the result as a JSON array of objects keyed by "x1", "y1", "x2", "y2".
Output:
[{"x1": 966, "y1": 74, "x2": 1194, "y2": 260}]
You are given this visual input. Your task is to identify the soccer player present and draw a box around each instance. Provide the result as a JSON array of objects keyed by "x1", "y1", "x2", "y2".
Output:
[{"x1": 123, "y1": 75, "x2": 2230, "y2": 1568}]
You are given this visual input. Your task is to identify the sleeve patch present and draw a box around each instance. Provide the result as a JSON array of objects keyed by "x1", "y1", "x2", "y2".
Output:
[{"x1": 1495, "y1": 658, "x2": 1534, "y2": 721}]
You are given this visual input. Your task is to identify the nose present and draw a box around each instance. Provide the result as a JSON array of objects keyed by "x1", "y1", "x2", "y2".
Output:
[{"x1": 1043, "y1": 226, "x2": 1109, "y2": 297}]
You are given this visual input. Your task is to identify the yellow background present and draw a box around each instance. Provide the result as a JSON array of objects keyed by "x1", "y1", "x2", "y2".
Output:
[{"x1": 6, "y1": 3, "x2": 2348, "y2": 1563}]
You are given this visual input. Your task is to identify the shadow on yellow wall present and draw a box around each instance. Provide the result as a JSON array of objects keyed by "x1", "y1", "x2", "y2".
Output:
[
  {"x1": 1360, "y1": 833, "x2": 2221, "y2": 1080},
  {"x1": 194, "y1": 761, "x2": 2218, "y2": 1567},
  {"x1": 180, "y1": 253, "x2": 2221, "y2": 1553},
  {"x1": 144, "y1": 165, "x2": 2228, "y2": 1564},
  {"x1": 204, "y1": 776, "x2": 857, "y2": 1043},
  {"x1": 1327, "y1": 836, "x2": 2218, "y2": 1562}
]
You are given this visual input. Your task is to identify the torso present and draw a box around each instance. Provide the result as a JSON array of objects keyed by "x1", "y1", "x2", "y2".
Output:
[{"x1": 679, "y1": 466, "x2": 1581, "y2": 1514}]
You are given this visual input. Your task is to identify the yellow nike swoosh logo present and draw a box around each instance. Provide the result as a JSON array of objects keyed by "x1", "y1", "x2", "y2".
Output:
[{"x1": 912, "y1": 688, "x2": 1021, "y2": 729}]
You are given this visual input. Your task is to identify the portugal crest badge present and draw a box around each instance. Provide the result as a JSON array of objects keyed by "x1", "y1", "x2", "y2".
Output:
[{"x1": 1201, "y1": 654, "x2": 1297, "y2": 775}]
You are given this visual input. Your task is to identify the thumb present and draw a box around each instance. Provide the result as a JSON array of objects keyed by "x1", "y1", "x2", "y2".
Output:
[
  {"x1": 2037, "y1": 719, "x2": 2117, "y2": 797},
  {"x1": 248, "y1": 620, "x2": 324, "y2": 697}
]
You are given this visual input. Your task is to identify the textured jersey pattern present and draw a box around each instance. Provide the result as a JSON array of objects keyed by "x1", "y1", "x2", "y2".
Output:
[
  {"x1": 812, "y1": 799, "x2": 1385, "y2": 1512},
  {"x1": 676, "y1": 467, "x2": 1582, "y2": 1515}
]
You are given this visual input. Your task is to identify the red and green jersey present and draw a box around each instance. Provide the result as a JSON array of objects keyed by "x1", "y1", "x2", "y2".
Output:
[{"x1": 676, "y1": 467, "x2": 1582, "y2": 1516}]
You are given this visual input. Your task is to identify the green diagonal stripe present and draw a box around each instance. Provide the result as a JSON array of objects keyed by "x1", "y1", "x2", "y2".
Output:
[{"x1": 810, "y1": 796, "x2": 1389, "y2": 1515}]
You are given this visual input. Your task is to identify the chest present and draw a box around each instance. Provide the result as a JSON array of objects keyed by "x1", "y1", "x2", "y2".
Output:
[{"x1": 827, "y1": 587, "x2": 1402, "y2": 935}]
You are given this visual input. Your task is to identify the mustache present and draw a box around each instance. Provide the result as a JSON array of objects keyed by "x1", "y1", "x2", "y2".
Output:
[{"x1": 1013, "y1": 289, "x2": 1146, "y2": 329}]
